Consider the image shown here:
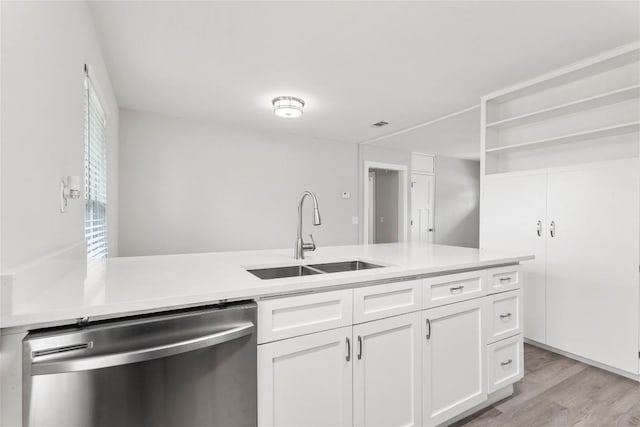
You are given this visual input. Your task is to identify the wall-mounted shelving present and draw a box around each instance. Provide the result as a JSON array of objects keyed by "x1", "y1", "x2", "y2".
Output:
[
  {"x1": 481, "y1": 42, "x2": 640, "y2": 175},
  {"x1": 486, "y1": 84, "x2": 640, "y2": 130},
  {"x1": 485, "y1": 121, "x2": 640, "y2": 154}
]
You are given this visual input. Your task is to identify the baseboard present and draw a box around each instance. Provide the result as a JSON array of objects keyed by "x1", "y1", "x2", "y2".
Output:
[
  {"x1": 525, "y1": 338, "x2": 640, "y2": 382},
  {"x1": 438, "y1": 385, "x2": 514, "y2": 426}
]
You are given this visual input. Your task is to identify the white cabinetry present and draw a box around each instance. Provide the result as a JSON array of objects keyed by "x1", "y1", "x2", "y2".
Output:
[
  {"x1": 258, "y1": 327, "x2": 353, "y2": 427},
  {"x1": 258, "y1": 289, "x2": 352, "y2": 343},
  {"x1": 545, "y1": 163, "x2": 639, "y2": 373},
  {"x1": 482, "y1": 174, "x2": 547, "y2": 342},
  {"x1": 422, "y1": 298, "x2": 487, "y2": 426},
  {"x1": 353, "y1": 312, "x2": 422, "y2": 427},
  {"x1": 483, "y1": 160, "x2": 639, "y2": 374},
  {"x1": 423, "y1": 270, "x2": 486, "y2": 307},
  {"x1": 258, "y1": 269, "x2": 524, "y2": 427},
  {"x1": 488, "y1": 290, "x2": 522, "y2": 343},
  {"x1": 487, "y1": 335, "x2": 524, "y2": 393},
  {"x1": 481, "y1": 42, "x2": 640, "y2": 376}
]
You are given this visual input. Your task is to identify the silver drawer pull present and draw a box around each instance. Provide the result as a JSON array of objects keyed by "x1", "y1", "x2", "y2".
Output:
[
  {"x1": 499, "y1": 277, "x2": 512, "y2": 283},
  {"x1": 500, "y1": 359, "x2": 513, "y2": 367},
  {"x1": 449, "y1": 285, "x2": 465, "y2": 293},
  {"x1": 499, "y1": 313, "x2": 512, "y2": 319}
]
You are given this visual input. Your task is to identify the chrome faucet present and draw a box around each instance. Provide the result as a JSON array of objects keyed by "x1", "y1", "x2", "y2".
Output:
[{"x1": 295, "y1": 191, "x2": 321, "y2": 259}]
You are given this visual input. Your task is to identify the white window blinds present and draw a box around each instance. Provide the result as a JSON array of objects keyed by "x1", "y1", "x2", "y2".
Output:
[{"x1": 84, "y1": 68, "x2": 108, "y2": 259}]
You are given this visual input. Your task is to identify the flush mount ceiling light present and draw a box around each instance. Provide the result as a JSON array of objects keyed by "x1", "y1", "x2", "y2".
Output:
[{"x1": 272, "y1": 96, "x2": 305, "y2": 118}]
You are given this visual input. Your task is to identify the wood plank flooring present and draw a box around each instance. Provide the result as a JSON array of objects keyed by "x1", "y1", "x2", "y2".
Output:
[{"x1": 452, "y1": 344, "x2": 640, "y2": 427}]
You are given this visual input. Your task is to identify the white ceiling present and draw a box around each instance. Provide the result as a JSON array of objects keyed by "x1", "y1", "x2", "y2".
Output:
[
  {"x1": 369, "y1": 106, "x2": 481, "y2": 160},
  {"x1": 88, "y1": 1, "x2": 640, "y2": 155}
]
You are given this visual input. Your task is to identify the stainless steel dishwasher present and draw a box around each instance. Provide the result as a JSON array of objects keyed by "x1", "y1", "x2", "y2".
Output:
[{"x1": 23, "y1": 301, "x2": 257, "y2": 427}]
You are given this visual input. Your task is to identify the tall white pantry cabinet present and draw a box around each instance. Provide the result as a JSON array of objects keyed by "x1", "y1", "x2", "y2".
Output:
[{"x1": 480, "y1": 42, "x2": 640, "y2": 377}]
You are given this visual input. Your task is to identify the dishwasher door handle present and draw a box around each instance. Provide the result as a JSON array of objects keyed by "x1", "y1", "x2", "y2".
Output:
[{"x1": 30, "y1": 322, "x2": 254, "y2": 376}]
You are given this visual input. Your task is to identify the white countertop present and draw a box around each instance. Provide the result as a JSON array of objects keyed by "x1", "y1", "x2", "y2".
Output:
[{"x1": 0, "y1": 243, "x2": 533, "y2": 329}]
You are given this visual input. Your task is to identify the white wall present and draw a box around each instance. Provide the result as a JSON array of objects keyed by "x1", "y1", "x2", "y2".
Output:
[
  {"x1": 118, "y1": 109, "x2": 359, "y2": 256},
  {"x1": 434, "y1": 157, "x2": 480, "y2": 248},
  {"x1": 1, "y1": 1, "x2": 119, "y2": 271}
]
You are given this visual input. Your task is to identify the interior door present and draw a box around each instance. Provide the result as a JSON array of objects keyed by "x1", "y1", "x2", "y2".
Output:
[
  {"x1": 422, "y1": 299, "x2": 486, "y2": 426},
  {"x1": 411, "y1": 173, "x2": 435, "y2": 243},
  {"x1": 353, "y1": 312, "x2": 421, "y2": 427},
  {"x1": 481, "y1": 173, "x2": 548, "y2": 343},
  {"x1": 258, "y1": 327, "x2": 353, "y2": 427},
  {"x1": 546, "y1": 160, "x2": 640, "y2": 374}
]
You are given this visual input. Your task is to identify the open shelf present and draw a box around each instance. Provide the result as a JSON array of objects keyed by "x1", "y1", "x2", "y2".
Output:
[
  {"x1": 486, "y1": 84, "x2": 640, "y2": 130},
  {"x1": 486, "y1": 43, "x2": 640, "y2": 103},
  {"x1": 486, "y1": 121, "x2": 640, "y2": 154}
]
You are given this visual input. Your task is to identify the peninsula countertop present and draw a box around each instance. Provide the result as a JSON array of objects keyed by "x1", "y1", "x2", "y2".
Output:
[{"x1": 0, "y1": 242, "x2": 533, "y2": 329}]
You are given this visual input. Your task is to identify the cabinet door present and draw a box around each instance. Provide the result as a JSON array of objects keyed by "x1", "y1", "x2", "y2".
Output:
[
  {"x1": 258, "y1": 327, "x2": 352, "y2": 427},
  {"x1": 353, "y1": 312, "x2": 422, "y2": 427},
  {"x1": 422, "y1": 299, "x2": 487, "y2": 426},
  {"x1": 481, "y1": 173, "x2": 547, "y2": 343},
  {"x1": 546, "y1": 160, "x2": 640, "y2": 374}
]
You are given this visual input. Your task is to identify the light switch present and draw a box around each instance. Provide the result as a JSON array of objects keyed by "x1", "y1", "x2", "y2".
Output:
[
  {"x1": 341, "y1": 192, "x2": 350, "y2": 199},
  {"x1": 352, "y1": 216, "x2": 359, "y2": 225}
]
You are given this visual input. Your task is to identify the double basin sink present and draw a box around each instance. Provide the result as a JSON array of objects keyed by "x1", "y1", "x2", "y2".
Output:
[{"x1": 248, "y1": 260, "x2": 384, "y2": 280}]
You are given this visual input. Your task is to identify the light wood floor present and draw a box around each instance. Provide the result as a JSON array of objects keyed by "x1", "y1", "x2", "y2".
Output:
[{"x1": 452, "y1": 344, "x2": 640, "y2": 427}]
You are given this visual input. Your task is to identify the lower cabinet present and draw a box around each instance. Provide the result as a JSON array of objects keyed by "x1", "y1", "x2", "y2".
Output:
[
  {"x1": 258, "y1": 272, "x2": 522, "y2": 427},
  {"x1": 422, "y1": 298, "x2": 487, "y2": 427},
  {"x1": 353, "y1": 312, "x2": 422, "y2": 427},
  {"x1": 258, "y1": 327, "x2": 353, "y2": 427}
]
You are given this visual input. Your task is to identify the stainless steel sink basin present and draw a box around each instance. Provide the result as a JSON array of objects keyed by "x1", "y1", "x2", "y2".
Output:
[
  {"x1": 247, "y1": 265, "x2": 322, "y2": 280},
  {"x1": 247, "y1": 260, "x2": 385, "y2": 280},
  {"x1": 307, "y1": 260, "x2": 384, "y2": 273}
]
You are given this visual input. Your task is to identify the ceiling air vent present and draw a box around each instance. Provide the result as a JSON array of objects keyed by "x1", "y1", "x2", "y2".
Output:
[{"x1": 371, "y1": 121, "x2": 390, "y2": 128}]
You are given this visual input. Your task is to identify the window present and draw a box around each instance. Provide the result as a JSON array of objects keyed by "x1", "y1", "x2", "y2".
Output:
[{"x1": 84, "y1": 66, "x2": 108, "y2": 259}]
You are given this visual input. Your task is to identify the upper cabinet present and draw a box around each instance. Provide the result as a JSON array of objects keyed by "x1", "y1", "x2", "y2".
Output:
[
  {"x1": 411, "y1": 153, "x2": 435, "y2": 175},
  {"x1": 481, "y1": 42, "x2": 640, "y2": 175}
]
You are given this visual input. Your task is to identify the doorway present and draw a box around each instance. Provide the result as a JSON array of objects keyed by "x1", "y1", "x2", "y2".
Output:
[{"x1": 363, "y1": 162, "x2": 408, "y2": 244}]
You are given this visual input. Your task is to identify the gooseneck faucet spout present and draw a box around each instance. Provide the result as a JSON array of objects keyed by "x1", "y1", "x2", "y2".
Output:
[{"x1": 295, "y1": 191, "x2": 321, "y2": 259}]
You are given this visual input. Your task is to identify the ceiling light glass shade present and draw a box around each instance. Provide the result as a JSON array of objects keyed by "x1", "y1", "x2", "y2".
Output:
[{"x1": 272, "y1": 96, "x2": 305, "y2": 118}]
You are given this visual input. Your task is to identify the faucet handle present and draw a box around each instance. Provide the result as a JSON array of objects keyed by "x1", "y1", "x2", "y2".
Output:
[{"x1": 308, "y1": 234, "x2": 316, "y2": 251}]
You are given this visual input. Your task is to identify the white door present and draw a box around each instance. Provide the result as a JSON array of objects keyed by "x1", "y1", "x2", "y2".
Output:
[
  {"x1": 481, "y1": 173, "x2": 548, "y2": 343},
  {"x1": 353, "y1": 312, "x2": 422, "y2": 427},
  {"x1": 411, "y1": 173, "x2": 435, "y2": 243},
  {"x1": 422, "y1": 299, "x2": 486, "y2": 426},
  {"x1": 546, "y1": 160, "x2": 640, "y2": 374},
  {"x1": 258, "y1": 327, "x2": 353, "y2": 427}
]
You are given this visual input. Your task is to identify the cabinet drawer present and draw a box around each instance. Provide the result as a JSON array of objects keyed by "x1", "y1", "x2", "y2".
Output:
[
  {"x1": 353, "y1": 280, "x2": 421, "y2": 324},
  {"x1": 258, "y1": 290, "x2": 352, "y2": 344},
  {"x1": 487, "y1": 265, "x2": 522, "y2": 294},
  {"x1": 487, "y1": 335, "x2": 524, "y2": 393},
  {"x1": 423, "y1": 270, "x2": 486, "y2": 308},
  {"x1": 488, "y1": 290, "x2": 522, "y2": 343}
]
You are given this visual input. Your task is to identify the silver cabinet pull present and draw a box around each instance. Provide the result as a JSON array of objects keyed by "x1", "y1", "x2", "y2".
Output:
[
  {"x1": 499, "y1": 313, "x2": 512, "y2": 319},
  {"x1": 501, "y1": 359, "x2": 513, "y2": 367},
  {"x1": 357, "y1": 336, "x2": 363, "y2": 360},
  {"x1": 426, "y1": 318, "x2": 431, "y2": 340},
  {"x1": 499, "y1": 277, "x2": 512, "y2": 283},
  {"x1": 346, "y1": 337, "x2": 351, "y2": 362},
  {"x1": 449, "y1": 285, "x2": 464, "y2": 293},
  {"x1": 550, "y1": 220, "x2": 556, "y2": 238},
  {"x1": 536, "y1": 220, "x2": 542, "y2": 237}
]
